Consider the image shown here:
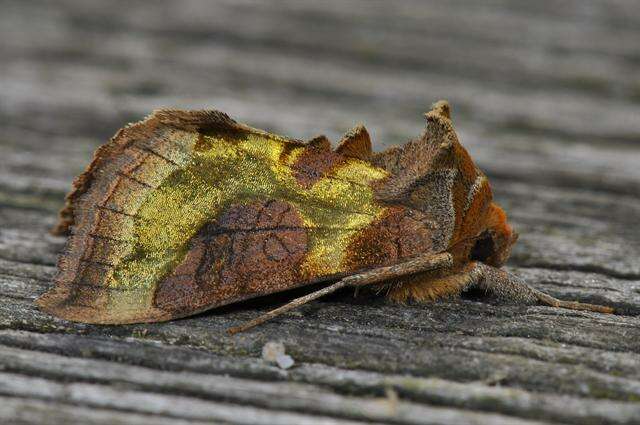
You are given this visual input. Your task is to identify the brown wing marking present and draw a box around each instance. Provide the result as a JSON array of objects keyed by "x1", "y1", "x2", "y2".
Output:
[
  {"x1": 307, "y1": 135, "x2": 332, "y2": 151},
  {"x1": 154, "y1": 199, "x2": 308, "y2": 317},
  {"x1": 293, "y1": 129, "x2": 373, "y2": 189},
  {"x1": 335, "y1": 124, "x2": 372, "y2": 161},
  {"x1": 292, "y1": 135, "x2": 347, "y2": 189},
  {"x1": 343, "y1": 206, "x2": 437, "y2": 272}
]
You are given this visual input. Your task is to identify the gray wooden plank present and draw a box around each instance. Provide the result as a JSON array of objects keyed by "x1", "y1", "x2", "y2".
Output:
[
  {"x1": 0, "y1": 397, "x2": 225, "y2": 425},
  {"x1": 1, "y1": 332, "x2": 639, "y2": 425},
  {"x1": 0, "y1": 370, "x2": 553, "y2": 425},
  {"x1": 1, "y1": 0, "x2": 639, "y2": 144}
]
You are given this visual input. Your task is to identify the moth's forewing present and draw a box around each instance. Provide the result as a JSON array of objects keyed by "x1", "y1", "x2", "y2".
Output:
[{"x1": 38, "y1": 111, "x2": 440, "y2": 323}]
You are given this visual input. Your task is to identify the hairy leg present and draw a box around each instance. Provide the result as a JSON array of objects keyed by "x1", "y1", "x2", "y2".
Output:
[{"x1": 386, "y1": 263, "x2": 477, "y2": 303}]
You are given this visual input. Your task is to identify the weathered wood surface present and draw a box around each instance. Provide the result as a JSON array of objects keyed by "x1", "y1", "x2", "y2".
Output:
[{"x1": 1, "y1": 0, "x2": 640, "y2": 424}]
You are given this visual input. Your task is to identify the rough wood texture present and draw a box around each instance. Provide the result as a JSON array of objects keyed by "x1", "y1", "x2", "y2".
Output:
[{"x1": 1, "y1": 1, "x2": 639, "y2": 424}]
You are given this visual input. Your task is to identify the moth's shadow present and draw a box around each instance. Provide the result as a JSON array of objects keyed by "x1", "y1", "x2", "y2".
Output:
[
  {"x1": 196, "y1": 281, "x2": 380, "y2": 321},
  {"x1": 460, "y1": 286, "x2": 492, "y2": 302},
  {"x1": 194, "y1": 281, "x2": 524, "y2": 322}
]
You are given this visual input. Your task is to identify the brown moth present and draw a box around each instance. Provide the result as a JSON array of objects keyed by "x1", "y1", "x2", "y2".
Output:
[{"x1": 37, "y1": 101, "x2": 613, "y2": 333}]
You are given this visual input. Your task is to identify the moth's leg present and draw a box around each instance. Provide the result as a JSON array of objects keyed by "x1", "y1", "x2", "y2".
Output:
[
  {"x1": 469, "y1": 262, "x2": 614, "y2": 314},
  {"x1": 387, "y1": 264, "x2": 477, "y2": 303},
  {"x1": 227, "y1": 252, "x2": 453, "y2": 334}
]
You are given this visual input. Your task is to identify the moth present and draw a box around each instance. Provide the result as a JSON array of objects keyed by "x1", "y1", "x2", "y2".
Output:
[{"x1": 38, "y1": 101, "x2": 613, "y2": 333}]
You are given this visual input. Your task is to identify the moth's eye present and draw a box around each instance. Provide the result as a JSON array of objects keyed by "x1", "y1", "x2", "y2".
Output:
[{"x1": 470, "y1": 231, "x2": 496, "y2": 263}]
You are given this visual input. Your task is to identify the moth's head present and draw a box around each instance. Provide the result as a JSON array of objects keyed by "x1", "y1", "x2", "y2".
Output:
[{"x1": 471, "y1": 203, "x2": 518, "y2": 267}]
